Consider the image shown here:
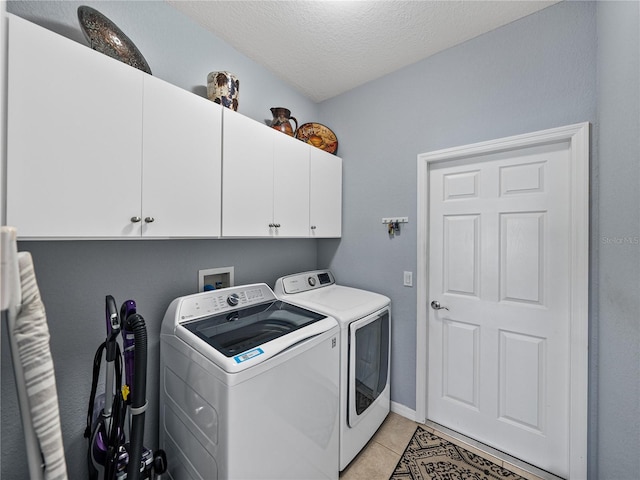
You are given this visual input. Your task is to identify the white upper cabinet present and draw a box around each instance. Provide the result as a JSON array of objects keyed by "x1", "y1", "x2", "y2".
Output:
[
  {"x1": 272, "y1": 130, "x2": 311, "y2": 237},
  {"x1": 222, "y1": 108, "x2": 312, "y2": 237},
  {"x1": 6, "y1": 15, "x2": 222, "y2": 239},
  {"x1": 5, "y1": 15, "x2": 340, "y2": 240},
  {"x1": 310, "y1": 148, "x2": 342, "y2": 237},
  {"x1": 6, "y1": 14, "x2": 144, "y2": 238},
  {"x1": 221, "y1": 108, "x2": 276, "y2": 237},
  {"x1": 141, "y1": 75, "x2": 222, "y2": 238}
]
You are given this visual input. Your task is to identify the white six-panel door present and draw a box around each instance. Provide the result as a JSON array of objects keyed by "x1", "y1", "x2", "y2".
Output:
[{"x1": 416, "y1": 124, "x2": 589, "y2": 479}]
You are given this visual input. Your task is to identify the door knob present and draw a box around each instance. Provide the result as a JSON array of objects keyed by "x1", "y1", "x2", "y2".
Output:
[
  {"x1": 144, "y1": 217, "x2": 155, "y2": 223},
  {"x1": 430, "y1": 300, "x2": 449, "y2": 311}
]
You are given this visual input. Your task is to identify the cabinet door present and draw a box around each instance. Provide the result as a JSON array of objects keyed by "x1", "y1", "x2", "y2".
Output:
[
  {"x1": 6, "y1": 15, "x2": 143, "y2": 238},
  {"x1": 309, "y1": 148, "x2": 342, "y2": 237},
  {"x1": 142, "y1": 76, "x2": 222, "y2": 237},
  {"x1": 221, "y1": 109, "x2": 274, "y2": 237},
  {"x1": 273, "y1": 134, "x2": 310, "y2": 237}
]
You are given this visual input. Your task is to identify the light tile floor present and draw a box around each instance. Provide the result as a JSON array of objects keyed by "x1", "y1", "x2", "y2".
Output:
[{"x1": 339, "y1": 412, "x2": 564, "y2": 480}]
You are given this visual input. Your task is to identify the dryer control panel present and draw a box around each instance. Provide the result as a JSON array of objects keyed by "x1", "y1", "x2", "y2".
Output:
[
  {"x1": 276, "y1": 270, "x2": 335, "y2": 295},
  {"x1": 177, "y1": 283, "x2": 274, "y2": 321}
]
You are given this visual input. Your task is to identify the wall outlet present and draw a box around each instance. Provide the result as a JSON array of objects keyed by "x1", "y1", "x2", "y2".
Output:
[{"x1": 403, "y1": 271, "x2": 413, "y2": 287}]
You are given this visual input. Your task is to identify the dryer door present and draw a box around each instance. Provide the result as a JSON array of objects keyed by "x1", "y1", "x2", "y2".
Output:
[{"x1": 347, "y1": 308, "x2": 390, "y2": 427}]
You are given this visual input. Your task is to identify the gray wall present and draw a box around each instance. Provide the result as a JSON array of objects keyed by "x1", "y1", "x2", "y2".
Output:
[
  {"x1": 595, "y1": 1, "x2": 640, "y2": 478},
  {"x1": 2, "y1": 1, "x2": 321, "y2": 478},
  {"x1": 5, "y1": 0, "x2": 319, "y2": 124},
  {"x1": 317, "y1": 0, "x2": 640, "y2": 477},
  {"x1": 318, "y1": 0, "x2": 597, "y2": 410},
  {"x1": 318, "y1": 0, "x2": 636, "y2": 477},
  {"x1": 3, "y1": 1, "x2": 640, "y2": 479},
  {"x1": 1, "y1": 240, "x2": 319, "y2": 477}
]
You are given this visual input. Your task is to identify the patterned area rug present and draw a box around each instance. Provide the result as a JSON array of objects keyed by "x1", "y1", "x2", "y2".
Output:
[{"x1": 390, "y1": 426, "x2": 526, "y2": 480}]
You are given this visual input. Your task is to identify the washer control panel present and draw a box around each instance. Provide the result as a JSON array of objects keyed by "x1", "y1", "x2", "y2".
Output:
[
  {"x1": 177, "y1": 283, "x2": 275, "y2": 321},
  {"x1": 278, "y1": 270, "x2": 335, "y2": 294}
]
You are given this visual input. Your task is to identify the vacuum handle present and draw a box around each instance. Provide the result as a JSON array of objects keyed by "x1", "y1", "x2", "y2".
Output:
[
  {"x1": 105, "y1": 296, "x2": 120, "y2": 361},
  {"x1": 121, "y1": 300, "x2": 137, "y2": 395}
]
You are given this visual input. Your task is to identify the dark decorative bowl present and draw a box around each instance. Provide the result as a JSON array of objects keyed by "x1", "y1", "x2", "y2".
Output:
[{"x1": 77, "y1": 5, "x2": 152, "y2": 74}]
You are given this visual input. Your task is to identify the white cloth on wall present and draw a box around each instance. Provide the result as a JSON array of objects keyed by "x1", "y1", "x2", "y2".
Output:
[
  {"x1": 1, "y1": 226, "x2": 68, "y2": 480},
  {"x1": 14, "y1": 251, "x2": 68, "y2": 480}
]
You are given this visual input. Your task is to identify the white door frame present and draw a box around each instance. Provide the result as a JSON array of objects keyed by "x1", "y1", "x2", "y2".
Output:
[
  {"x1": 1, "y1": 1, "x2": 7, "y2": 225},
  {"x1": 416, "y1": 123, "x2": 589, "y2": 479}
]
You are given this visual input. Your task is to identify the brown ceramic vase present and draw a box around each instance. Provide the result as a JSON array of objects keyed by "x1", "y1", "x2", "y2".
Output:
[{"x1": 270, "y1": 107, "x2": 298, "y2": 136}]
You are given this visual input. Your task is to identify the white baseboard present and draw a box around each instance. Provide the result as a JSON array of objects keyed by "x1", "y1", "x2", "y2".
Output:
[{"x1": 391, "y1": 401, "x2": 417, "y2": 422}]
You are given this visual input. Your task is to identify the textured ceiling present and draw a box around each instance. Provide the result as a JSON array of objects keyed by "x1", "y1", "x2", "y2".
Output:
[{"x1": 166, "y1": 0, "x2": 560, "y2": 102}]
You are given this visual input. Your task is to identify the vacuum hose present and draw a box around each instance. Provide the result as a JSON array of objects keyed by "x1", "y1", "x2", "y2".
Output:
[{"x1": 124, "y1": 313, "x2": 147, "y2": 480}]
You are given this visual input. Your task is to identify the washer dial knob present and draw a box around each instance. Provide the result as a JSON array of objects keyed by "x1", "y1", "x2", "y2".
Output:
[
  {"x1": 227, "y1": 293, "x2": 240, "y2": 307},
  {"x1": 308, "y1": 276, "x2": 317, "y2": 287}
]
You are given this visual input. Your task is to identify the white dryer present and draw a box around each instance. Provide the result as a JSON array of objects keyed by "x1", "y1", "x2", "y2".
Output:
[
  {"x1": 274, "y1": 270, "x2": 391, "y2": 471},
  {"x1": 160, "y1": 283, "x2": 340, "y2": 480}
]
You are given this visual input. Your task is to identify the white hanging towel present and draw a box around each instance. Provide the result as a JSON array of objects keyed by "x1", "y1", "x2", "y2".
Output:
[{"x1": 1, "y1": 227, "x2": 68, "y2": 480}]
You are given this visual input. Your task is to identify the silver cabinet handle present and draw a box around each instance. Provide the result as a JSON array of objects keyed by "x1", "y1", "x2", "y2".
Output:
[
  {"x1": 310, "y1": 225, "x2": 317, "y2": 230},
  {"x1": 430, "y1": 300, "x2": 449, "y2": 311},
  {"x1": 131, "y1": 216, "x2": 142, "y2": 223},
  {"x1": 274, "y1": 223, "x2": 281, "y2": 228},
  {"x1": 269, "y1": 223, "x2": 275, "y2": 228},
  {"x1": 144, "y1": 217, "x2": 155, "y2": 223}
]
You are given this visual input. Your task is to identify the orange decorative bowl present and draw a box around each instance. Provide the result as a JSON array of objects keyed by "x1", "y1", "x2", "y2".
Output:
[{"x1": 295, "y1": 123, "x2": 338, "y2": 155}]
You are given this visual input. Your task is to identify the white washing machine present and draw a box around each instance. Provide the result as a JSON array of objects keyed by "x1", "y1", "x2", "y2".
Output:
[
  {"x1": 274, "y1": 270, "x2": 391, "y2": 471},
  {"x1": 160, "y1": 283, "x2": 340, "y2": 480}
]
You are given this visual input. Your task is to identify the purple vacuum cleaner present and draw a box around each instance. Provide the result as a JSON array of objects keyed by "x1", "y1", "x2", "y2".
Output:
[{"x1": 85, "y1": 296, "x2": 166, "y2": 479}]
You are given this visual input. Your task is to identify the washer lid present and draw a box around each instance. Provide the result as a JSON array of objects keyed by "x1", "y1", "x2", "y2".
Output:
[
  {"x1": 278, "y1": 285, "x2": 390, "y2": 323},
  {"x1": 183, "y1": 300, "x2": 325, "y2": 357},
  {"x1": 176, "y1": 300, "x2": 337, "y2": 373}
]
